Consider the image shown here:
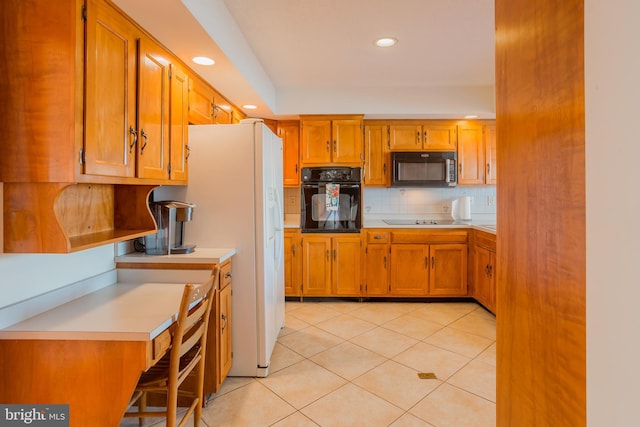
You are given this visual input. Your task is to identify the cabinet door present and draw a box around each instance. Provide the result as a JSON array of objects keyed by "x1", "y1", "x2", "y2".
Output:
[
  {"x1": 428, "y1": 244, "x2": 468, "y2": 296},
  {"x1": 332, "y1": 119, "x2": 363, "y2": 163},
  {"x1": 218, "y1": 281, "x2": 233, "y2": 385},
  {"x1": 302, "y1": 236, "x2": 332, "y2": 295},
  {"x1": 84, "y1": 0, "x2": 137, "y2": 178},
  {"x1": 169, "y1": 64, "x2": 189, "y2": 182},
  {"x1": 137, "y1": 36, "x2": 170, "y2": 180},
  {"x1": 423, "y1": 123, "x2": 457, "y2": 151},
  {"x1": 278, "y1": 121, "x2": 301, "y2": 186},
  {"x1": 457, "y1": 123, "x2": 485, "y2": 185},
  {"x1": 332, "y1": 236, "x2": 362, "y2": 296},
  {"x1": 390, "y1": 244, "x2": 429, "y2": 295},
  {"x1": 284, "y1": 230, "x2": 301, "y2": 297},
  {"x1": 474, "y1": 245, "x2": 495, "y2": 311},
  {"x1": 364, "y1": 243, "x2": 390, "y2": 296},
  {"x1": 364, "y1": 125, "x2": 389, "y2": 186},
  {"x1": 188, "y1": 74, "x2": 215, "y2": 124},
  {"x1": 484, "y1": 124, "x2": 497, "y2": 185},
  {"x1": 300, "y1": 120, "x2": 332, "y2": 164},
  {"x1": 213, "y1": 94, "x2": 233, "y2": 124},
  {"x1": 389, "y1": 125, "x2": 422, "y2": 151}
]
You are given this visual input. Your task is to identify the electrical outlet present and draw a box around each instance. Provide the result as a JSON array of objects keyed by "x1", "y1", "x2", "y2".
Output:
[
  {"x1": 288, "y1": 196, "x2": 296, "y2": 206},
  {"x1": 487, "y1": 195, "x2": 495, "y2": 206},
  {"x1": 442, "y1": 205, "x2": 451, "y2": 214}
]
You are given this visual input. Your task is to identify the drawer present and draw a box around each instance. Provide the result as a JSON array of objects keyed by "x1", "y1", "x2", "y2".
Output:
[
  {"x1": 391, "y1": 230, "x2": 468, "y2": 244},
  {"x1": 366, "y1": 230, "x2": 389, "y2": 244},
  {"x1": 220, "y1": 259, "x2": 233, "y2": 289},
  {"x1": 151, "y1": 328, "x2": 172, "y2": 363},
  {"x1": 474, "y1": 230, "x2": 496, "y2": 250}
]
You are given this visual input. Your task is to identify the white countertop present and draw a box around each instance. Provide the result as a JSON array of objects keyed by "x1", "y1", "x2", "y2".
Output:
[
  {"x1": 0, "y1": 282, "x2": 186, "y2": 341},
  {"x1": 115, "y1": 247, "x2": 236, "y2": 264}
]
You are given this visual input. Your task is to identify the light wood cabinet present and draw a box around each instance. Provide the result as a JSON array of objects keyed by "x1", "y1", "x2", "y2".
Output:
[
  {"x1": 284, "y1": 229, "x2": 302, "y2": 297},
  {"x1": 0, "y1": 0, "x2": 206, "y2": 252},
  {"x1": 389, "y1": 230, "x2": 468, "y2": 297},
  {"x1": 136, "y1": 34, "x2": 171, "y2": 180},
  {"x1": 300, "y1": 115, "x2": 363, "y2": 165},
  {"x1": 85, "y1": 0, "x2": 137, "y2": 179},
  {"x1": 363, "y1": 230, "x2": 390, "y2": 296},
  {"x1": 363, "y1": 125, "x2": 390, "y2": 186},
  {"x1": 389, "y1": 122, "x2": 457, "y2": 151},
  {"x1": 484, "y1": 124, "x2": 497, "y2": 185},
  {"x1": 472, "y1": 230, "x2": 496, "y2": 313},
  {"x1": 457, "y1": 122, "x2": 497, "y2": 186},
  {"x1": 169, "y1": 64, "x2": 189, "y2": 182},
  {"x1": 278, "y1": 121, "x2": 301, "y2": 187},
  {"x1": 216, "y1": 259, "x2": 233, "y2": 389},
  {"x1": 188, "y1": 73, "x2": 215, "y2": 124},
  {"x1": 301, "y1": 234, "x2": 362, "y2": 297}
]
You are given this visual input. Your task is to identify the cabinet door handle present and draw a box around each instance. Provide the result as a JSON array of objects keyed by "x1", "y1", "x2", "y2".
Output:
[
  {"x1": 221, "y1": 312, "x2": 227, "y2": 333},
  {"x1": 459, "y1": 162, "x2": 463, "y2": 176},
  {"x1": 224, "y1": 272, "x2": 232, "y2": 279},
  {"x1": 487, "y1": 163, "x2": 491, "y2": 176},
  {"x1": 295, "y1": 164, "x2": 298, "y2": 173},
  {"x1": 326, "y1": 141, "x2": 330, "y2": 152},
  {"x1": 333, "y1": 249, "x2": 337, "y2": 260},
  {"x1": 333, "y1": 140, "x2": 337, "y2": 152},
  {"x1": 431, "y1": 256, "x2": 435, "y2": 269},
  {"x1": 383, "y1": 255, "x2": 387, "y2": 269},
  {"x1": 292, "y1": 244, "x2": 296, "y2": 256},
  {"x1": 128, "y1": 126, "x2": 138, "y2": 153},
  {"x1": 416, "y1": 131, "x2": 421, "y2": 144},
  {"x1": 140, "y1": 129, "x2": 149, "y2": 154},
  {"x1": 425, "y1": 257, "x2": 428, "y2": 268},
  {"x1": 423, "y1": 131, "x2": 428, "y2": 143},
  {"x1": 383, "y1": 163, "x2": 387, "y2": 175},
  {"x1": 186, "y1": 144, "x2": 191, "y2": 160},
  {"x1": 326, "y1": 250, "x2": 330, "y2": 261}
]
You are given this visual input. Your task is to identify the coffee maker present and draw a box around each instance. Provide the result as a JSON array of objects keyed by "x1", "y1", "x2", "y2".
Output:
[{"x1": 144, "y1": 201, "x2": 196, "y2": 255}]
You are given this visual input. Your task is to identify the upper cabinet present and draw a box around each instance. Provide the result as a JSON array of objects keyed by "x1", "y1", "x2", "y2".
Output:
[
  {"x1": 363, "y1": 124, "x2": 390, "y2": 186},
  {"x1": 457, "y1": 121, "x2": 497, "y2": 186},
  {"x1": 187, "y1": 73, "x2": 243, "y2": 125},
  {"x1": 277, "y1": 121, "x2": 301, "y2": 187},
  {"x1": 0, "y1": 0, "x2": 233, "y2": 252},
  {"x1": 300, "y1": 115, "x2": 364, "y2": 166},
  {"x1": 389, "y1": 121, "x2": 458, "y2": 151},
  {"x1": 0, "y1": 0, "x2": 187, "y2": 185}
]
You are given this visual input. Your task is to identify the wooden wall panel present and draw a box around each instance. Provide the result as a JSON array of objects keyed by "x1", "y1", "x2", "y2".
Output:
[{"x1": 495, "y1": 1, "x2": 586, "y2": 426}]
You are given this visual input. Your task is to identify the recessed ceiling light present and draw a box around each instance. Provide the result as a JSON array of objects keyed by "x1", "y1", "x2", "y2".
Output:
[
  {"x1": 243, "y1": 104, "x2": 257, "y2": 110},
  {"x1": 375, "y1": 37, "x2": 398, "y2": 48},
  {"x1": 464, "y1": 115, "x2": 479, "y2": 119},
  {"x1": 192, "y1": 56, "x2": 215, "y2": 66}
]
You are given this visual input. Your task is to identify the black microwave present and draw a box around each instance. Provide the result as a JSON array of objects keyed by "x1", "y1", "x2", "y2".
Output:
[{"x1": 391, "y1": 151, "x2": 457, "y2": 187}]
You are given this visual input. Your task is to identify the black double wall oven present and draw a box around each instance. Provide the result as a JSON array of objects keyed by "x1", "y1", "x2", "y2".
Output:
[{"x1": 301, "y1": 167, "x2": 362, "y2": 233}]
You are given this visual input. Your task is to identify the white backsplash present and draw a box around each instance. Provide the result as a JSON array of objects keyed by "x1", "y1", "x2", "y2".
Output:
[
  {"x1": 284, "y1": 185, "x2": 496, "y2": 221},
  {"x1": 363, "y1": 186, "x2": 497, "y2": 220}
]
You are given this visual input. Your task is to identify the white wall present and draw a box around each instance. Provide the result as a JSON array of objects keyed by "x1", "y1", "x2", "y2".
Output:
[
  {"x1": 0, "y1": 184, "x2": 117, "y2": 314},
  {"x1": 585, "y1": 1, "x2": 640, "y2": 424}
]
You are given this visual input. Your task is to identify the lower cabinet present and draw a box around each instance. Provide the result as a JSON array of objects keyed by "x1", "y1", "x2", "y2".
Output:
[
  {"x1": 288, "y1": 228, "x2": 473, "y2": 299},
  {"x1": 364, "y1": 229, "x2": 468, "y2": 297},
  {"x1": 301, "y1": 234, "x2": 362, "y2": 297},
  {"x1": 284, "y1": 229, "x2": 302, "y2": 297},
  {"x1": 215, "y1": 259, "x2": 233, "y2": 390},
  {"x1": 472, "y1": 230, "x2": 496, "y2": 313}
]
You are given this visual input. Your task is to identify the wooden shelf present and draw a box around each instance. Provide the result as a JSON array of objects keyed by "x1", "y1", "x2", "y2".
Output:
[{"x1": 3, "y1": 183, "x2": 158, "y2": 253}]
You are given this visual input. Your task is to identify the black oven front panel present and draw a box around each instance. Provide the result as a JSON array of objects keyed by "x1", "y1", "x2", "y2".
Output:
[{"x1": 301, "y1": 167, "x2": 362, "y2": 233}]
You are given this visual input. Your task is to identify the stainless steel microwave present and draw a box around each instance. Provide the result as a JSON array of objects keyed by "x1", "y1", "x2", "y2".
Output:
[{"x1": 391, "y1": 151, "x2": 457, "y2": 187}]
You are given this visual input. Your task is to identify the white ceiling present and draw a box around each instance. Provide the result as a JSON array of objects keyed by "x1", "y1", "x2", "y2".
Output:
[{"x1": 112, "y1": 0, "x2": 495, "y2": 120}]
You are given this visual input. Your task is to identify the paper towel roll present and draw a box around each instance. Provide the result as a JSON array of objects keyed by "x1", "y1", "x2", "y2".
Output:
[{"x1": 459, "y1": 196, "x2": 472, "y2": 221}]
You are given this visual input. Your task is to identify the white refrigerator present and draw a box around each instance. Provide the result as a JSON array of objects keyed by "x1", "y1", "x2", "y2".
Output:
[{"x1": 155, "y1": 119, "x2": 285, "y2": 377}]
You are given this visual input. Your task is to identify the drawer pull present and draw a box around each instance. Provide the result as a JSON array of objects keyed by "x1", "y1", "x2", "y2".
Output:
[{"x1": 224, "y1": 272, "x2": 232, "y2": 279}]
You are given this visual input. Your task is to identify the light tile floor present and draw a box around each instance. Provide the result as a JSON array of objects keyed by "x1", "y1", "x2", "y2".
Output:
[{"x1": 121, "y1": 300, "x2": 496, "y2": 427}]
